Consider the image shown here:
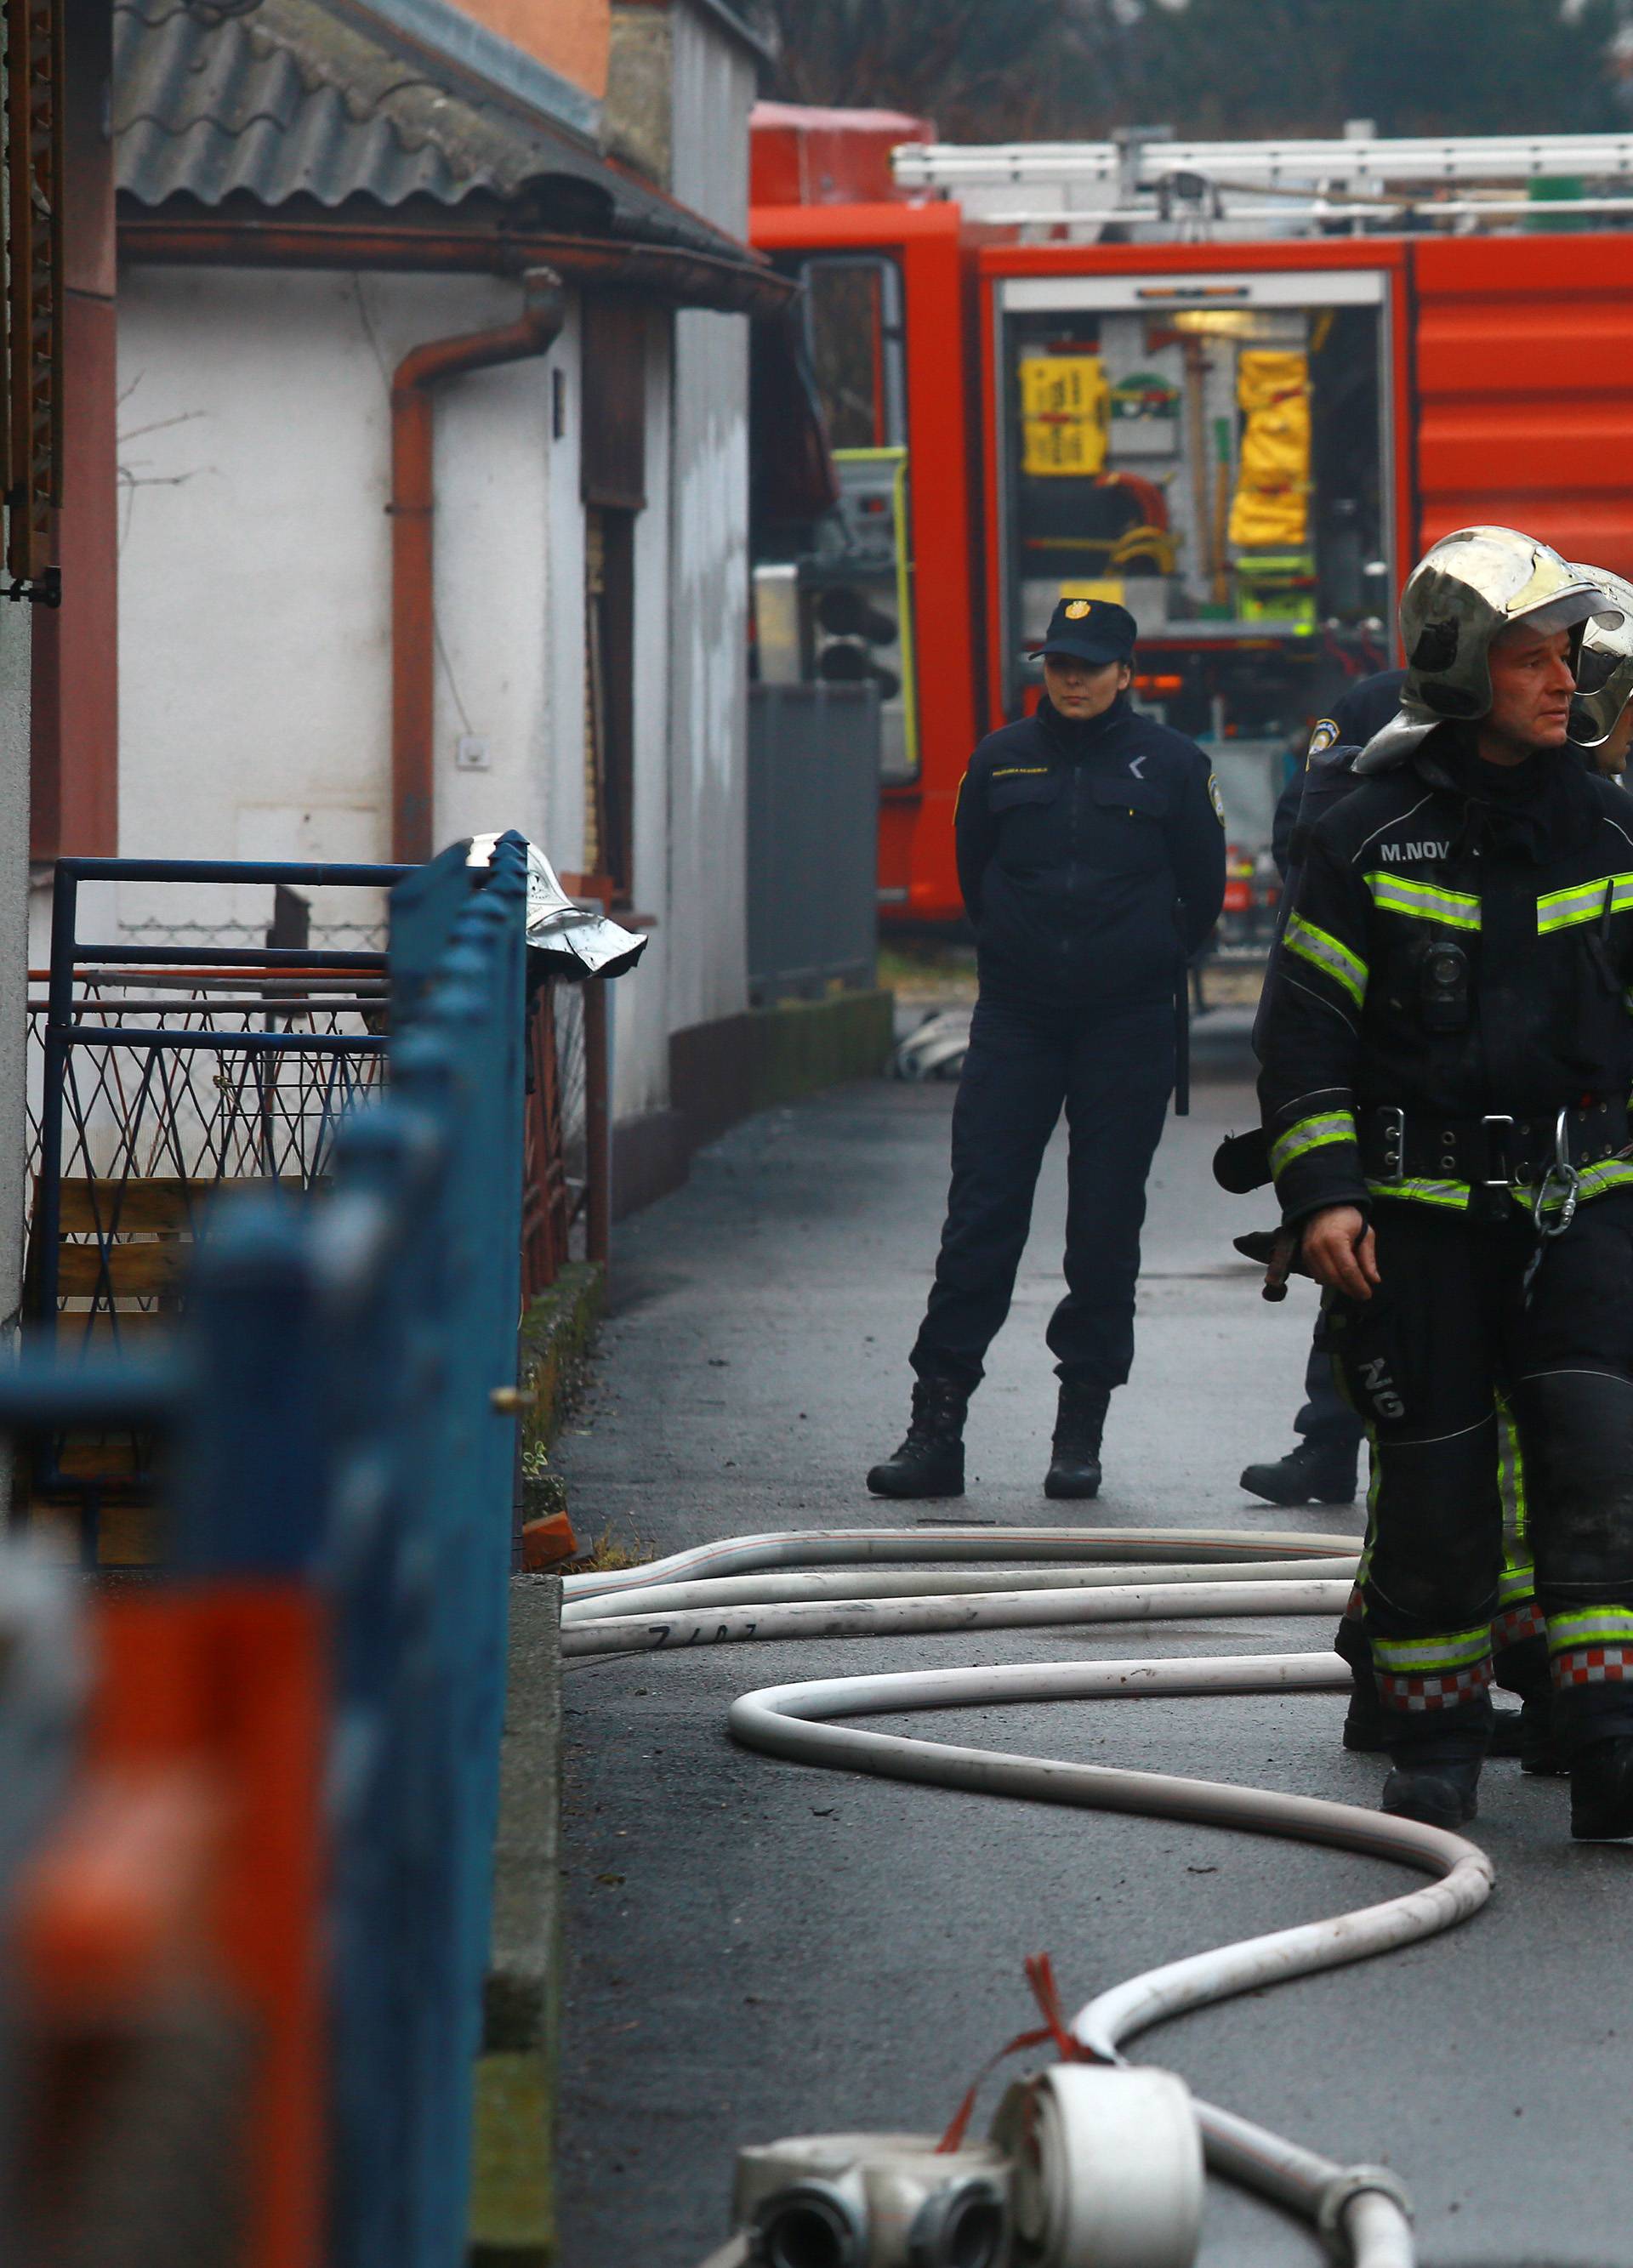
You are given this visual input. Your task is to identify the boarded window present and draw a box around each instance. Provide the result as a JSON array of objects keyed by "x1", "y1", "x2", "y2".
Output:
[{"x1": 581, "y1": 297, "x2": 647, "y2": 512}]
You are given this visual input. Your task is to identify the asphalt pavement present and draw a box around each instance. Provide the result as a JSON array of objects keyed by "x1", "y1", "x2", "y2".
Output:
[{"x1": 554, "y1": 1030, "x2": 1633, "y2": 2268}]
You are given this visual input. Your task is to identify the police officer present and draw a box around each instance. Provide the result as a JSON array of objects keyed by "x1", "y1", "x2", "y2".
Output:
[
  {"x1": 1241, "y1": 668, "x2": 1405, "y2": 1511},
  {"x1": 1257, "y1": 527, "x2": 1633, "y2": 1837},
  {"x1": 868, "y1": 598, "x2": 1225, "y2": 1502}
]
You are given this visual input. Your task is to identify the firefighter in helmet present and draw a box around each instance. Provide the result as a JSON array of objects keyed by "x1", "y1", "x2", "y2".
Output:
[
  {"x1": 1569, "y1": 564, "x2": 1633, "y2": 778},
  {"x1": 1257, "y1": 526, "x2": 1633, "y2": 1836}
]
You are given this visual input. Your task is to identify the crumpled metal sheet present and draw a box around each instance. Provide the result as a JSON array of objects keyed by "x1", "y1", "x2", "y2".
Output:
[
  {"x1": 891, "y1": 1007, "x2": 970, "y2": 1082},
  {"x1": 466, "y1": 834, "x2": 646, "y2": 981}
]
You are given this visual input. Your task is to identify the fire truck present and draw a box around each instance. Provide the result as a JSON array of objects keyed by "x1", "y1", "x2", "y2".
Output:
[{"x1": 748, "y1": 108, "x2": 1633, "y2": 943}]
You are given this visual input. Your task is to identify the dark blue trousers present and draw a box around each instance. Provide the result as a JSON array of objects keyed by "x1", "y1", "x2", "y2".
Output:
[
  {"x1": 1295, "y1": 1310, "x2": 1366, "y2": 1452},
  {"x1": 909, "y1": 989, "x2": 1174, "y2": 1393}
]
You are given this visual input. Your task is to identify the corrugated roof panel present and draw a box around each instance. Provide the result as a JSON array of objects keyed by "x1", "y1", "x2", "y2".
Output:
[
  {"x1": 115, "y1": 0, "x2": 492, "y2": 206},
  {"x1": 112, "y1": 0, "x2": 759, "y2": 265}
]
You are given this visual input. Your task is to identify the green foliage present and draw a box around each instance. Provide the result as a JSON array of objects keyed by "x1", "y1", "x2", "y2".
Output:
[{"x1": 754, "y1": 0, "x2": 1632, "y2": 141}]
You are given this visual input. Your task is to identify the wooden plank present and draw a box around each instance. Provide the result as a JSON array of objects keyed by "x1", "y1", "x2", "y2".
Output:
[
  {"x1": 55, "y1": 1175, "x2": 310, "y2": 1232},
  {"x1": 24, "y1": 1502, "x2": 165, "y2": 1567},
  {"x1": 41, "y1": 1310, "x2": 170, "y2": 1346},
  {"x1": 56, "y1": 1241, "x2": 189, "y2": 1297}
]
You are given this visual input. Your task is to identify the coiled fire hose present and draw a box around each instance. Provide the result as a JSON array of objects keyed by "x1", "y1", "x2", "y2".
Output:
[{"x1": 563, "y1": 1527, "x2": 1496, "y2": 2267}]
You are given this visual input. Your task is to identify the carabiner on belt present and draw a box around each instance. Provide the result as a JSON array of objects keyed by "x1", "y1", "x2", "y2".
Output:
[{"x1": 1523, "y1": 1108, "x2": 1583, "y2": 1305}]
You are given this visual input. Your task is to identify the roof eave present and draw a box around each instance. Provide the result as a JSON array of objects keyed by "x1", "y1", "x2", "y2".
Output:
[{"x1": 116, "y1": 202, "x2": 796, "y2": 318}]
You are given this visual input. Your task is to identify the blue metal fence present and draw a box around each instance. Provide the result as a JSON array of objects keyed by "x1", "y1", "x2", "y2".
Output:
[{"x1": 0, "y1": 831, "x2": 531, "y2": 2268}]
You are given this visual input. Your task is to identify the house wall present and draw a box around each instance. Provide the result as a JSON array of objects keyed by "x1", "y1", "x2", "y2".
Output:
[
  {"x1": 112, "y1": 266, "x2": 682, "y2": 1128},
  {"x1": 660, "y1": 3, "x2": 754, "y2": 1040},
  {"x1": 450, "y1": 0, "x2": 607, "y2": 96}
]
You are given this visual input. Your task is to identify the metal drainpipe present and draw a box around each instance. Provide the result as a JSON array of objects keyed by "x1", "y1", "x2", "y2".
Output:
[{"x1": 390, "y1": 267, "x2": 566, "y2": 861}]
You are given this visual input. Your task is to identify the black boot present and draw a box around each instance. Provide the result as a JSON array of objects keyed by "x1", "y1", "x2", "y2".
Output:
[
  {"x1": 1569, "y1": 1736, "x2": 1633, "y2": 1839},
  {"x1": 1044, "y1": 1381, "x2": 1107, "y2": 1501},
  {"x1": 1342, "y1": 1663, "x2": 1391, "y2": 1753},
  {"x1": 867, "y1": 1378, "x2": 968, "y2": 1499},
  {"x1": 1382, "y1": 1754, "x2": 1482, "y2": 1829},
  {"x1": 1380, "y1": 1710, "x2": 1489, "y2": 1830},
  {"x1": 1239, "y1": 1438, "x2": 1357, "y2": 1508},
  {"x1": 1520, "y1": 1694, "x2": 1568, "y2": 1776},
  {"x1": 1492, "y1": 1630, "x2": 1568, "y2": 1774},
  {"x1": 1333, "y1": 1612, "x2": 1389, "y2": 1752}
]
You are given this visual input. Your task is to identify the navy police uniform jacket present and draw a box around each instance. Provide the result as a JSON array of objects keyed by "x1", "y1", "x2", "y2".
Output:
[
  {"x1": 955, "y1": 694, "x2": 1226, "y2": 1004},
  {"x1": 1258, "y1": 723, "x2": 1633, "y2": 1228}
]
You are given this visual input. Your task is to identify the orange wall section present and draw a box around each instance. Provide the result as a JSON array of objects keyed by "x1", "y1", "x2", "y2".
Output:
[{"x1": 446, "y1": 0, "x2": 609, "y2": 98}]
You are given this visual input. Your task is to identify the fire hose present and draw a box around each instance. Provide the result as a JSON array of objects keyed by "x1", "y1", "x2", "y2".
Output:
[{"x1": 562, "y1": 1527, "x2": 1496, "y2": 2268}]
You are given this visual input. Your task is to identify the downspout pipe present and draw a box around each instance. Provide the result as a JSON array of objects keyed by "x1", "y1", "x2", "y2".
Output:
[{"x1": 390, "y1": 267, "x2": 566, "y2": 862}]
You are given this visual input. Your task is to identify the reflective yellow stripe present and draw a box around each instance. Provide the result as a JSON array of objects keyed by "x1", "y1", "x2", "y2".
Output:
[
  {"x1": 1269, "y1": 1111, "x2": 1357, "y2": 1177},
  {"x1": 1363, "y1": 872, "x2": 1482, "y2": 929},
  {"x1": 1365, "y1": 1176, "x2": 1469, "y2": 1210},
  {"x1": 1548, "y1": 1607, "x2": 1633, "y2": 1651},
  {"x1": 1283, "y1": 914, "x2": 1367, "y2": 1007},
  {"x1": 1495, "y1": 1393, "x2": 1529, "y2": 1558},
  {"x1": 1372, "y1": 1625, "x2": 1493, "y2": 1674},
  {"x1": 1509, "y1": 1158, "x2": 1633, "y2": 1213},
  {"x1": 1536, "y1": 872, "x2": 1633, "y2": 935}
]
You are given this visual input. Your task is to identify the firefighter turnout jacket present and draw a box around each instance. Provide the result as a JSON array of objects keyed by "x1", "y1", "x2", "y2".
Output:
[
  {"x1": 956, "y1": 693, "x2": 1225, "y2": 1003},
  {"x1": 1260, "y1": 724, "x2": 1633, "y2": 1227}
]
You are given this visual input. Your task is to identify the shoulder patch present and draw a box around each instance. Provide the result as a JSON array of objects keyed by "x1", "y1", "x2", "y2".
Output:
[
  {"x1": 1307, "y1": 718, "x2": 1340, "y2": 762},
  {"x1": 1208, "y1": 772, "x2": 1225, "y2": 825}
]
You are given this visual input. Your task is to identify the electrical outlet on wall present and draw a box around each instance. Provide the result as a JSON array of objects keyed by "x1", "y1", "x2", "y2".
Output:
[{"x1": 455, "y1": 735, "x2": 491, "y2": 771}]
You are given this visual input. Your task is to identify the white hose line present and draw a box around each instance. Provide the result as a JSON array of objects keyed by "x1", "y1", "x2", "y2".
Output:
[
  {"x1": 585, "y1": 1525, "x2": 1444, "y2": 2264},
  {"x1": 731, "y1": 1652, "x2": 1490, "y2": 2268},
  {"x1": 561, "y1": 1575, "x2": 1353, "y2": 1659},
  {"x1": 563, "y1": 1523, "x2": 1359, "y2": 1605},
  {"x1": 562, "y1": 1555, "x2": 1359, "y2": 1624}
]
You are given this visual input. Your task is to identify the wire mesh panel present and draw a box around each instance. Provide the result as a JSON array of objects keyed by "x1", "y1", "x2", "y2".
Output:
[
  {"x1": 21, "y1": 860, "x2": 406, "y2": 1537},
  {"x1": 26, "y1": 969, "x2": 388, "y2": 1336},
  {"x1": 521, "y1": 977, "x2": 589, "y2": 1297}
]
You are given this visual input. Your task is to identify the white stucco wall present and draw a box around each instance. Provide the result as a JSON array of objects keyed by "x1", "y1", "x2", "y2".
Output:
[
  {"x1": 662, "y1": 5, "x2": 755, "y2": 1036},
  {"x1": 117, "y1": 265, "x2": 572, "y2": 946}
]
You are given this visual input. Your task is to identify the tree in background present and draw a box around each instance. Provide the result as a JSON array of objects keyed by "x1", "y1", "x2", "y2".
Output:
[
  {"x1": 751, "y1": 0, "x2": 1073, "y2": 137},
  {"x1": 753, "y1": 0, "x2": 1632, "y2": 141}
]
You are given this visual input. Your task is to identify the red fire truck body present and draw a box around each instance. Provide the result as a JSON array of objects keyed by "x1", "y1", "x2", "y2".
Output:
[{"x1": 750, "y1": 109, "x2": 1633, "y2": 933}]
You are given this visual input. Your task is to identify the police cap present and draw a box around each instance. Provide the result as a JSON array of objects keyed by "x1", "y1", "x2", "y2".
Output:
[{"x1": 1032, "y1": 596, "x2": 1137, "y2": 668}]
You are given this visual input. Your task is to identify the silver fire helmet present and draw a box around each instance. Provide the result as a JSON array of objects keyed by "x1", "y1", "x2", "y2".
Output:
[
  {"x1": 1355, "y1": 526, "x2": 1620, "y2": 774},
  {"x1": 1568, "y1": 564, "x2": 1633, "y2": 749}
]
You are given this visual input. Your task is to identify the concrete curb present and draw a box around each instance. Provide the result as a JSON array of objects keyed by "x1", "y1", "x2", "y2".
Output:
[
  {"x1": 470, "y1": 1575, "x2": 564, "y2": 2266},
  {"x1": 517, "y1": 1260, "x2": 607, "y2": 1458},
  {"x1": 747, "y1": 986, "x2": 895, "y2": 1116},
  {"x1": 469, "y1": 1265, "x2": 604, "y2": 2262}
]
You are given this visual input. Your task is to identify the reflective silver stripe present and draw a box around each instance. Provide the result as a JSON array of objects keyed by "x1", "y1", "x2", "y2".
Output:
[
  {"x1": 1536, "y1": 872, "x2": 1633, "y2": 935},
  {"x1": 1363, "y1": 871, "x2": 1481, "y2": 929},
  {"x1": 1509, "y1": 1158, "x2": 1633, "y2": 1212},
  {"x1": 1548, "y1": 1608, "x2": 1633, "y2": 1650},
  {"x1": 1366, "y1": 1177, "x2": 1469, "y2": 1211},
  {"x1": 1372, "y1": 1625, "x2": 1492, "y2": 1674},
  {"x1": 1269, "y1": 1111, "x2": 1357, "y2": 1177},
  {"x1": 1283, "y1": 914, "x2": 1367, "y2": 1007}
]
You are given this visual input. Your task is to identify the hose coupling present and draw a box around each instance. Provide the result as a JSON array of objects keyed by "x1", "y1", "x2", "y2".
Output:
[{"x1": 1315, "y1": 2163, "x2": 1414, "y2": 2255}]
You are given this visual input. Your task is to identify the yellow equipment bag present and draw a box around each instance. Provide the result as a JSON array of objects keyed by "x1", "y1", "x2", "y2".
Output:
[{"x1": 1228, "y1": 350, "x2": 1310, "y2": 549}]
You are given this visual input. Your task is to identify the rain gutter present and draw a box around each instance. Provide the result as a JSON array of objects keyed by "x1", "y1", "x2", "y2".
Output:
[{"x1": 117, "y1": 217, "x2": 795, "y2": 318}]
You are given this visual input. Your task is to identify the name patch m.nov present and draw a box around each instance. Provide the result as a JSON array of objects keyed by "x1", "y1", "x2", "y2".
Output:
[{"x1": 1379, "y1": 839, "x2": 1452, "y2": 864}]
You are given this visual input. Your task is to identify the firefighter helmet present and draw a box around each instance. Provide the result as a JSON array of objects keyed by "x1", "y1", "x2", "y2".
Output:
[
  {"x1": 1568, "y1": 565, "x2": 1633, "y2": 750},
  {"x1": 1355, "y1": 527, "x2": 1619, "y2": 773}
]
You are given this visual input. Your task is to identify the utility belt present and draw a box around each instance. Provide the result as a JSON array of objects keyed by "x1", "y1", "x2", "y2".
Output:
[{"x1": 1360, "y1": 1099, "x2": 1630, "y2": 1208}]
